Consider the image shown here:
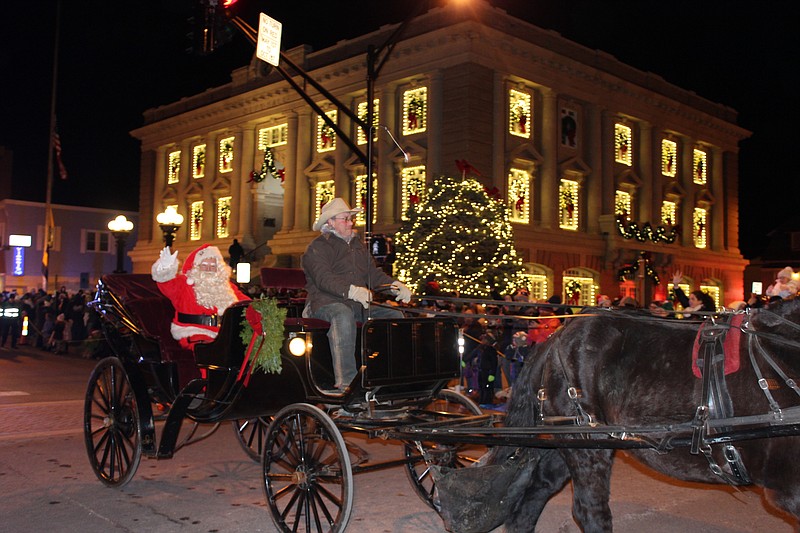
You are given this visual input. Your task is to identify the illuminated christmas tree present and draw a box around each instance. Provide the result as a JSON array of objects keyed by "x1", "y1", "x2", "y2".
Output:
[{"x1": 394, "y1": 175, "x2": 526, "y2": 298}]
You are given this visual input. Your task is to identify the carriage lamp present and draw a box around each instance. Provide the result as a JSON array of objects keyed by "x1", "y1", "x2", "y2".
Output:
[
  {"x1": 156, "y1": 207, "x2": 184, "y2": 249},
  {"x1": 108, "y1": 215, "x2": 134, "y2": 274},
  {"x1": 236, "y1": 262, "x2": 251, "y2": 284},
  {"x1": 288, "y1": 333, "x2": 308, "y2": 357}
]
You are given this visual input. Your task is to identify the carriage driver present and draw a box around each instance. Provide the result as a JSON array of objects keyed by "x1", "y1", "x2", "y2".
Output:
[{"x1": 302, "y1": 198, "x2": 413, "y2": 392}]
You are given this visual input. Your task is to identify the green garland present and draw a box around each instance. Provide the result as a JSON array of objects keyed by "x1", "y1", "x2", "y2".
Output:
[
  {"x1": 239, "y1": 297, "x2": 287, "y2": 374},
  {"x1": 251, "y1": 147, "x2": 279, "y2": 183}
]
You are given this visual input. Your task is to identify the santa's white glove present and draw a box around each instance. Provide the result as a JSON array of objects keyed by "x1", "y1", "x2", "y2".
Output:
[
  {"x1": 391, "y1": 280, "x2": 412, "y2": 304},
  {"x1": 151, "y1": 247, "x2": 179, "y2": 283},
  {"x1": 348, "y1": 285, "x2": 372, "y2": 309}
]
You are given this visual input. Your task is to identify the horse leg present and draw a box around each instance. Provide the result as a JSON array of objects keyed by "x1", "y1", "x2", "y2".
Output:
[
  {"x1": 505, "y1": 450, "x2": 571, "y2": 533},
  {"x1": 562, "y1": 448, "x2": 615, "y2": 533}
]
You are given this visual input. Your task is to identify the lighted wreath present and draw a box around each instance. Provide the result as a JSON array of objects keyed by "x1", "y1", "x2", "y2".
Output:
[
  {"x1": 565, "y1": 279, "x2": 582, "y2": 298},
  {"x1": 220, "y1": 141, "x2": 234, "y2": 168},
  {"x1": 250, "y1": 147, "x2": 284, "y2": 183},
  {"x1": 239, "y1": 297, "x2": 287, "y2": 375}
]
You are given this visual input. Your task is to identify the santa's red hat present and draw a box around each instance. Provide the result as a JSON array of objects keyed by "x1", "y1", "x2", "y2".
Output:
[{"x1": 183, "y1": 244, "x2": 223, "y2": 285}]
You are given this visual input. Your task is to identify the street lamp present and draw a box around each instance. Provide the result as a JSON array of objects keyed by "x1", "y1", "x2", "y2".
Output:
[
  {"x1": 156, "y1": 207, "x2": 184, "y2": 250},
  {"x1": 107, "y1": 215, "x2": 134, "y2": 274}
]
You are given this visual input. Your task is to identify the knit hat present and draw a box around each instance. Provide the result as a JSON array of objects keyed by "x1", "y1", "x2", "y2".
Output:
[
  {"x1": 312, "y1": 198, "x2": 363, "y2": 231},
  {"x1": 182, "y1": 244, "x2": 224, "y2": 285}
]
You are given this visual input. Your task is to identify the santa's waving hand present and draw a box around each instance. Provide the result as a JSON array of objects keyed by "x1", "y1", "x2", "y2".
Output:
[{"x1": 151, "y1": 245, "x2": 249, "y2": 349}]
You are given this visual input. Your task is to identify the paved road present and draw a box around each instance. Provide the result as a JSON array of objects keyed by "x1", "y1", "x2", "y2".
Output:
[{"x1": 0, "y1": 345, "x2": 796, "y2": 532}]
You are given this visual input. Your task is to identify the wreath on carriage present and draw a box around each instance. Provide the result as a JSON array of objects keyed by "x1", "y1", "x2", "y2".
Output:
[{"x1": 239, "y1": 297, "x2": 287, "y2": 376}]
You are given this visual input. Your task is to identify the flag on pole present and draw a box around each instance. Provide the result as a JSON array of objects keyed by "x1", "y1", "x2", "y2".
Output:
[
  {"x1": 53, "y1": 131, "x2": 68, "y2": 180},
  {"x1": 41, "y1": 207, "x2": 55, "y2": 289}
]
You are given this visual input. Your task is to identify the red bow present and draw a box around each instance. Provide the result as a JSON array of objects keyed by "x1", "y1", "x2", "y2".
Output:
[{"x1": 455, "y1": 159, "x2": 482, "y2": 177}]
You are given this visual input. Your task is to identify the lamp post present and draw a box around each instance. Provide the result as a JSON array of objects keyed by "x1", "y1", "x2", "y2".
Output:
[
  {"x1": 107, "y1": 215, "x2": 134, "y2": 274},
  {"x1": 156, "y1": 207, "x2": 184, "y2": 250}
]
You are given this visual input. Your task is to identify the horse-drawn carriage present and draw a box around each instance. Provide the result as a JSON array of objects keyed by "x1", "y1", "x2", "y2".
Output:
[{"x1": 84, "y1": 268, "x2": 486, "y2": 532}]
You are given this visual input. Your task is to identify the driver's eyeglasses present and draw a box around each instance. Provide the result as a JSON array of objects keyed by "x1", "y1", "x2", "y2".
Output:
[{"x1": 333, "y1": 216, "x2": 355, "y2": 223}]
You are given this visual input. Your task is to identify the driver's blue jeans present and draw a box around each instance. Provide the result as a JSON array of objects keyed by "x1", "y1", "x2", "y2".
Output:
[{"x1": 313, "y1": 303, "x2": 403, "y2": 389}]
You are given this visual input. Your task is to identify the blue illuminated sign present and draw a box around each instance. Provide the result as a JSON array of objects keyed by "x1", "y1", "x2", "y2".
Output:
[{"x1": 12, "y1": 246, "x2": 24, "y2": 276}]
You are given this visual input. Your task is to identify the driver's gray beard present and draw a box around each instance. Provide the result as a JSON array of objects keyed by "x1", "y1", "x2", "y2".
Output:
[{"x1": 192, "y1": 271, "x2": 237, "y2": 312}]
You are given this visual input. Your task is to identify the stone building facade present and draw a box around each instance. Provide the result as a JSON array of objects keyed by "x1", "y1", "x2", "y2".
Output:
[{"x1": 130, "y1": 1, "x2": 749, "y2": 306}]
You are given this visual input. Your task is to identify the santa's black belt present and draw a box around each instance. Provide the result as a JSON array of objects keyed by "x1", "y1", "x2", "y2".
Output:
[{"x1": 177, "y1": 313, "x2": 219, "y2": 327}]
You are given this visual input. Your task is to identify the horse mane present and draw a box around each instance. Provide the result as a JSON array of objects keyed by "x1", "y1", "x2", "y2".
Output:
[{"x1": 752, "y1": 297, "x2": 800, "y2": 330}]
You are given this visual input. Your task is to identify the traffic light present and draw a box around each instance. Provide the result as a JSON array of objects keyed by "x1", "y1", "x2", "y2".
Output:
[{"x1": 186, "y1": 0, "x2": 240, "y2": 55}]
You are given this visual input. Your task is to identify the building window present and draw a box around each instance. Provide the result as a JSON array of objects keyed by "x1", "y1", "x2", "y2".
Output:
[
  {"x1": 403, "y1": 87, "x2": 427, "y2": 135},
  {"x1": 508, "y1": 168, "x2": 530, "y2": 223},
  {"x1": 559, "y1": 179, "x2": 579, "y2": 230},
  {"x1": 315, "y1": 181, "x2": 336, "y2": 222},
  {"x1": 693, "y1": 148, "x2": 707, "y2": 185},
  {"x1": 699, "y1": 284, "x2": 720, "y2": 310},
  {"x1": 317, "y1": 111, "x2": 337, "y2": 153},
  {"x1": 193, "y1": 144, "x2": 206, "y2": 179},
  {"x1": 661, "y1": 200, "x2": 677, "y2": 226},
  {"x1": 615, "y1": 123, "x2": 632, "y2": 166},
  {"x1": 615, "y1": 190, "x2": 632, "y2": 220},
  {"x1": 356, "y1": 100, "x2": 379, "y2": 145},
  {"x1": 355, "y1": 174, "x2": 376, "y2": 225},
  {"x1": 521, "y1": 264, "x2": 550, "y2": 302},
  {"x1": 216, "y1": 196, "x2": 231, "y2": 238},
  {"x1": 661, "y1": 139, "x2": 677, "y2": 177},
  {"x1": 693, "y1": 207, "x2": 707, "y2": 248},
  {"x1": 190, "y1": 201, "x2": 204, "y2": 241},
  {"x1": 563, "y1": 268, "x2": 596, "y2": 306},
  {"x1": 84, "y1": 230, "x2": 111, "y2": 253},
  {"x1": 561, "y1": 107, "x2": 578, "y2": 148},
  {"x1": 258, "y1": 123, "x2": 288, "y2": 149},
  {"x1": 219, "y1": 137, "x2": 234, "y2": 173},
  {"x1": 167, "y1": 150, "x2": 181, "y2": 184},
  {"x1": 401, "y1": 166, "x2": 426, "y2": 220},
  {"x1": 509, "y1": 89, "x2": 531, "y2": 138}
]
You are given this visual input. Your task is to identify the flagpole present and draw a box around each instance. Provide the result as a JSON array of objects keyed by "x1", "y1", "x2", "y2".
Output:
[{"x1": 43, "y1": 0, "x2": 62, "y2": 291}]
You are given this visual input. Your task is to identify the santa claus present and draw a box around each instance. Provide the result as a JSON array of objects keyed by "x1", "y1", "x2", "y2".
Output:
[{"x1": 151, "y1": 244, "x2": 249, "y2": 349}]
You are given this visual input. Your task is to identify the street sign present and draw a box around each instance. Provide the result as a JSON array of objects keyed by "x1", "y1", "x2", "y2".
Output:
[{"x1": 256, "y1": 13, "x2": 282, "y2": 66}]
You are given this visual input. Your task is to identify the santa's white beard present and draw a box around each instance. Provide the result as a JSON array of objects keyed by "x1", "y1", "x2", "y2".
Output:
[{"x1": 191, "y1": 266, "x2": 238, "y2": 312}]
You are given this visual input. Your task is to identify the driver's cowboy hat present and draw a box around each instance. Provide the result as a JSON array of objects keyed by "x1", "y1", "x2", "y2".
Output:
[{"x1": 312, "y1": 198, "x2": 363, "y2": 231}]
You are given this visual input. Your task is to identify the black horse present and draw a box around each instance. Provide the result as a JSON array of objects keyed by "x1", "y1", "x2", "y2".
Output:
[{"x1": 436, "y1": 300, "x2": 800, "y2": 532}]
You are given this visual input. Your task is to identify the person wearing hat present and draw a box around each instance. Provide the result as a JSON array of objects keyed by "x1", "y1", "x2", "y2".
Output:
[
  {"x1": 302, "y1": 198, "x2": 413, "y2": 391},
  {"x1": 152, "y1": 244, "x2": 249, "y2": 349},
  {"x1": 766, "y1": 266, "x2": 798, "y2": 299}
]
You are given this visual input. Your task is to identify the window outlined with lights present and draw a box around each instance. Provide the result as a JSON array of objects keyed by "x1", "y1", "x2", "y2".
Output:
[
  {"x1": 615, "y1": 123, "x2": 632, "y2": 166},
  {"x1": 559, "y1": 178, "x2": 579, "y2": 230},
  {"x1": 693, "y1": 148, "x2": 707, "y2": 185},
  {"x1": 193, "y1": 144, "x2": 206, "y2": 179},
  {"x1": 190, "y1": 201, "x2": 204, "y2": 241},
  {"x1": 216, "y1": 196, "x2": 231, "y2": 239},
  {"x1": 355, "y1": 174, "x2": 376, "y2": 226},
  {"x1": 403, "y1": 87, "x2": 427, "y2": 136},
  {"x1": 521, "y1": 263, "x2": 551, "y2": 302},
  {"x1": 693, "y1": 207, "x2": 707, "y2": 248},
  {"x1": 700, "y1": 283, "x2": 721, "y2": 311},
  {"x1": 167, "y1": 150, "x2": 181, "y2": 184},
  {"x1": 258, "y1": 124, "x2": 288, "y2": 149},
  {"x1": 661, "y1": 139, "x2": 677, "y2": 177},
  {"x1": 315, "y1": 181, "x2": 335, "y2": 223},
  {"x1": 317, "y1": 111, "x2": 337, "y2": 153},
  {"x1": 661, "y1": 200, "x2": 677, "y2": 227},
  {"x1": 401, "y1": 166, "x2": 426, "y2": 220},
  {"x1": 356, "y1": 100, "x2": 379, "y2": 145},
  {"x1": 219, "y1": 137, "x2": 235, "y2": 173},
  {"x1": 509, "y1": 89, "x2": 531, "y2": 138},
  {"x1": 615, "y1": 190, "x2": 632, "y2": 220},
  {"x1": 563, "y1": 267, "x2": 597, "y2": 306},
  {"x1": 508, "y1": 168, "x2": 531, "y2": 223}
]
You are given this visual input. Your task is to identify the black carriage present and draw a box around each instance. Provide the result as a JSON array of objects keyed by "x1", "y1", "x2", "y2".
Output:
[{"x1": 84, "y1": 269, "x2": 486, "y2": 532}]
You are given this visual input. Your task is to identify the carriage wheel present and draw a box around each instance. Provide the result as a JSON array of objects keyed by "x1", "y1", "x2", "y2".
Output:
[
  {"x1": 232, "y1": 417, "x2": 272, "y2": 462},
  {"x1": 84, "y1": 357, "x2": 142, "y2": 487},
  {"x1": 262, "y1": 404, "x2": 353, "y2": 533},
  {"x1": 404, "y1": 388, "x2": 484, "y2": 509}
]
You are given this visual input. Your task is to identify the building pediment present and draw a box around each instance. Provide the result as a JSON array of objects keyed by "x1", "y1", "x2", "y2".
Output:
[
  {"x1": 559, "y1": 156, "x2": 591, "y2": 177},
  {"x1": 508, "y1": 143, "x2": 542, "y2": 166},
  {"x1": 615, "y1": 167, "x2": 642, "y2": 188}
]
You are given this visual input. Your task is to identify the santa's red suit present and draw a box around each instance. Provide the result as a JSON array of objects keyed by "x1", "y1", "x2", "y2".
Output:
[{"x1": 152, "y1": 244, "x2": 249, "y2": 349}]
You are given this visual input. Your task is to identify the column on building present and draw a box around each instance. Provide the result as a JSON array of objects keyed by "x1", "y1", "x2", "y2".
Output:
[
  {"x1": 427, "y1": 71, "x2": 443, "y2": 178},
  {"x1": 710, "y1": 146, "x2": 724, "y2": 251},
  {"x1": 151, "y1": 146, "x2": 168, "y2": 243},
  {"x1": 600, "y1": 109, "x2": 615, "y2": 216},
  {"x1": 377, "y1": 85, "x2": 397, "y2": 225},
  {"x1": 539, "y1": 88, "x2": 558, "y2": 229},
  {"x1": 492, "y1": 72, "x2": 506, "y2": 203},
  {"x1": 679, "y1": 136, "x2": 695, "y2": 248},
  {"x1": 586, "y1": 105, "x2": 604, "y2": 228},
  {"x1": 638, "y1": 121, "x2": 653, "y2": 223},
  {"x1": 293, "y1": 109, "x2": 312, "y2": 231},
  {"x1": 233, "y1": 124, "x2": 256, "y2": 240},
  {"x1": 335, "y1": 98, "x2": 352, "y2": 205},
  {"x1": 281, "y1": 111, "x2": 299, "y2": 232},
  {"x1": 649, "y1": 126, "x2": 665, "y2": 226}
]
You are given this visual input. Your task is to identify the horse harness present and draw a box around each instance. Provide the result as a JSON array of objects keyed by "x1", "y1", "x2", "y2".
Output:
[{"x1": 536, "y1": 309, "x2": 800, "y2": 487}]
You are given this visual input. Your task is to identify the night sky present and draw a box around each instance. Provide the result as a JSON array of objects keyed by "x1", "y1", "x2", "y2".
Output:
[{"x1": 1, "y1": 0, "x2": 794, "y2": 258}]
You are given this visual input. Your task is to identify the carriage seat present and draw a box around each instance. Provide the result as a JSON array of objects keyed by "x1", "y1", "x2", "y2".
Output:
[{"x1": 261, "y1": 267, "x2": 307, "y2": 317}]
